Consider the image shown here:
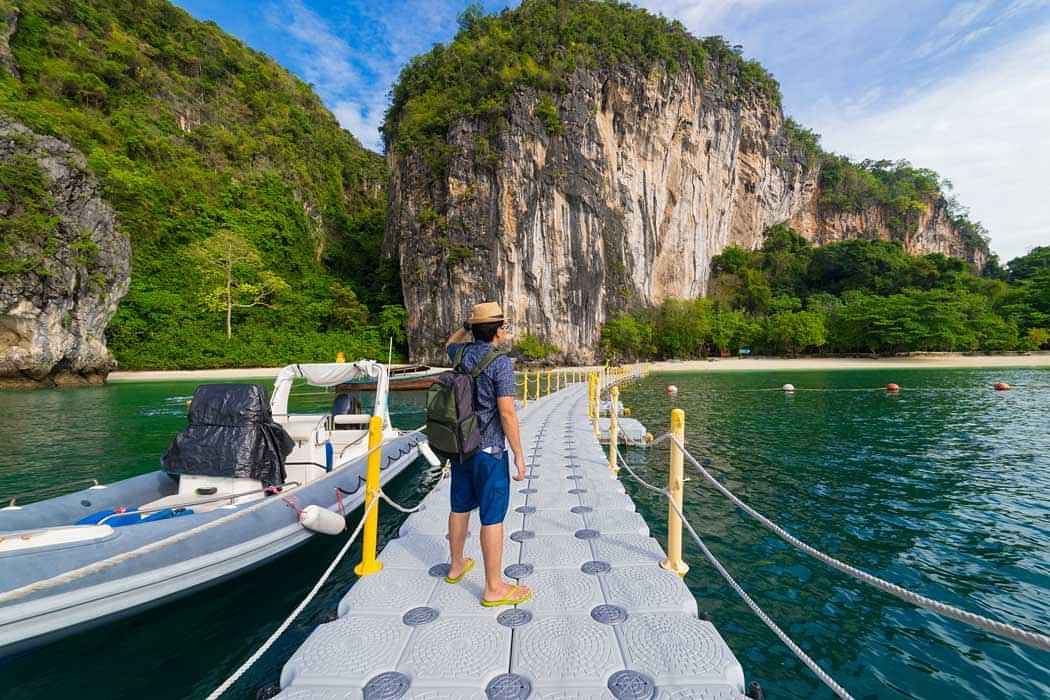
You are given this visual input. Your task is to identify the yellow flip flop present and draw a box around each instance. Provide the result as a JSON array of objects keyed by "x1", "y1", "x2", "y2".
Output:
[
  {"x1": 480, "y1": 585, "x2": 533, "y2": 607},
  {"x1": 444, "y1": 558, "x2": 475, "y2": 584}
]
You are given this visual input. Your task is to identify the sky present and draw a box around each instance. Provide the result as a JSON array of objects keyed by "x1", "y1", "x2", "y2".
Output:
[{"x1": 174, "y1": 0, "x2": 1050, "y2": 261}]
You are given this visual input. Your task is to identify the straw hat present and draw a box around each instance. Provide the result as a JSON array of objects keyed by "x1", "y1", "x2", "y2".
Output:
[{"x1": 467, "y1": 301, "x2": 505, "y2": 325}]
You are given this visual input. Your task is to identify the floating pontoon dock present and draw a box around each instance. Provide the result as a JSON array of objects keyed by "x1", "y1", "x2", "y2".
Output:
[{"x1": 276, "y1": 379, "x2": 745, "y2": 698}]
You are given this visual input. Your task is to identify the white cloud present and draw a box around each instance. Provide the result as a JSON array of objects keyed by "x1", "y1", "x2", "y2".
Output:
[
  {"x1": 812, "y1": 24, "x2": 1050, "y2": 260},
  {"x1": 264, "y1": 0, "x2": 463, "y2": 152}
]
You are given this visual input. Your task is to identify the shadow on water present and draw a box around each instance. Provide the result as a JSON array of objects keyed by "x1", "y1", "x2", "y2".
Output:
[{"x1": 620, "y1": 368, "x2": 1050, "y2": 699}]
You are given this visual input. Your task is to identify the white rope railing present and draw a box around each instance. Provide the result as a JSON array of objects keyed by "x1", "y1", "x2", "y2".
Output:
[
  {"x1": 206, "y1": 496, "x2": 377, "y2": 699},
  {"x1": 207, "y1": 481, "x2": 432, "y2": 699},
  {"x1": 647, "y1": 433, "x2": 1050, "y2": 654},
  {"x1": 614, "y1": 453, "x2": 854, "y2": 700}
]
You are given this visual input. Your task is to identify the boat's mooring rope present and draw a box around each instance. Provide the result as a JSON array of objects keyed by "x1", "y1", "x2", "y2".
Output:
[
  {"x1": 640, "y1": 432, "x2": 1050, "y2": 654},
  {"x1": 614, "y1": 453, "x2": 854, "y2": 700},
  {"x1": 0, "y1": 429, "x2": 425, "y2": 606},
  {"x1": 206, "y1": 497, "x2": 375, "y2": 700},
  {"x1": 207, "y1": 475, "x2": 437, "y2": 698}
]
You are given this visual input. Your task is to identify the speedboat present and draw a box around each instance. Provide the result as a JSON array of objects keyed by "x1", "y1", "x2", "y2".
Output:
[{"x1": 0, "y1": 360, "x2": 437, "y2": 657}]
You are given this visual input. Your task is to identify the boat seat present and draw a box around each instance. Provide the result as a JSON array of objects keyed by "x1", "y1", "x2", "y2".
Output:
[
  {"x1": 283, "y1": 419, "x2": 321, "y2": 443},
  {"x1": 332, "y1": 414, "x2": 371, "y2": 428}
]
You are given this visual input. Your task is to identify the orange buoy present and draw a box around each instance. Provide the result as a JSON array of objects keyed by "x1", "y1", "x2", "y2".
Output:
[
  {"x1": 994, "y1": 382, "x2": 1010, "y2": 391},
  {"x1": 886, "y1": 383, "x2": 900, "y2": 393}
]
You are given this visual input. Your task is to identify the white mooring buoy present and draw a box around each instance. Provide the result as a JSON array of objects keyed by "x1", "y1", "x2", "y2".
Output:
[{"x1": 782, "y1": 383, "x2": 795, "y2": 392}]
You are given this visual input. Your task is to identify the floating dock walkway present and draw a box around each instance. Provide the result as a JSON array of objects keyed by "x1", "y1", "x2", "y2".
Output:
[{"x1": 276, "y1": 377, "x2": 746, "y2": 699}]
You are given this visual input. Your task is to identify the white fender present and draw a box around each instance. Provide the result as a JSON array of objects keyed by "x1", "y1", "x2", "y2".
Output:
[{"x1": 299, "y1": 505, "x2": 345, "y2": 535}]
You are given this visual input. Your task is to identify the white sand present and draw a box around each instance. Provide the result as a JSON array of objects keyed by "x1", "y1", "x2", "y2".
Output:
[
  {"x1": 651, "y1": 353, "x2": 1050, "y2": 373},
  {"x1": 107, "y1": 367, "x2": 282, "y2": 382}
]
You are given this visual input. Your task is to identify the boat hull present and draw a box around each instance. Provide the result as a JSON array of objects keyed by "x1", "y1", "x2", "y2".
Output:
[{"x1": 0, "y1": 435, "x2": 424, "y2": 657}]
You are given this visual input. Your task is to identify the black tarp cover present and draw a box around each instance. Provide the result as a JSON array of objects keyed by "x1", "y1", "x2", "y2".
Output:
[{"x1": 162, "y1": 384, "x2": 294, "y2": 486}]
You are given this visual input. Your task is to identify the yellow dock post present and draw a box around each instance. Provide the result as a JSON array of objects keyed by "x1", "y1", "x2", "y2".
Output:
[
  {"x1": 545, "y1": 369, "x2": 551, "y2": 395},
  {"x1": 608, "y1": 385, "x2": 620, "y2": 474},
  {"x1": 335, "y1": 351, "x2": 346, "y2": 363},
  {"x1": 522, "y1": 368, "x2": 529, "y2": 407},
  {"x1": 354, "y1": 415, "x2": 384, "y2": 576},
  {"x1": 589, "y1": 372, "x2": 599, "y2": 436},
  {"x1": 534, "y1": 370, "x2": 541, "y2": 401},
  {"x1": 587, "y1": 373, "x2": 595, "y2": 418},
  {"x1": 660, "y1": 408, "x2": 689, "y2": 576}
]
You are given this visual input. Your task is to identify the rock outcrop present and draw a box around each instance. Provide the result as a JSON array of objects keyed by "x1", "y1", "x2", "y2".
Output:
[
  {"x1": 789, "y1": 192, "x2": 987, "y2": 268},
  {"x1": 0, "y1": 2, "x2": 17, "y2": 79},
  {"x1": 0, "y1": 119, "x2": 130, "y2": 387},
  {"x1": 388, "y1": 64, "x2": 985, "y2": 364}
]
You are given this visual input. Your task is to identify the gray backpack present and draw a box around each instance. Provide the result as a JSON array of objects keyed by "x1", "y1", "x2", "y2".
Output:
[{"x1": 425, "y1": 347, "x2": 504, "y2": 462}]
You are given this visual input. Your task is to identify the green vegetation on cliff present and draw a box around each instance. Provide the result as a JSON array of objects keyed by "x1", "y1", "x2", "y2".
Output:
[
  {"x1": 383, "y1": 0, "x2": 780, "y2": 173},
  {"x1": 0, "y1": 153, "x2": 59, "y2": 275},
  {"x1": 602, "y1": 227, "x2": 1048, "y2": 359},
  {"x1": 0, "y1": 0, "x2": 400, "y2": 369}
]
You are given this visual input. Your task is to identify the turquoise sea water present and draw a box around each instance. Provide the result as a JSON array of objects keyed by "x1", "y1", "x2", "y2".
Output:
[{"x1": 1, "y1": 369, "x2": 1048, "y2": 698}]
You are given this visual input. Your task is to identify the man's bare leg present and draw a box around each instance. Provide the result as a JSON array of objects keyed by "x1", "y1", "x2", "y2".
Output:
[
  {"x1": 447, "y1": 511, "x2": 470, "y2": 579},
  {"x1": 480, "y1": 523, "x2": 529, "y2": 601}
]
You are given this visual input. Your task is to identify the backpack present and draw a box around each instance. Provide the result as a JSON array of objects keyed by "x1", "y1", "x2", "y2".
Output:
[{"x1": 425, "y1": 346, "x2": 505, "y2": 462}]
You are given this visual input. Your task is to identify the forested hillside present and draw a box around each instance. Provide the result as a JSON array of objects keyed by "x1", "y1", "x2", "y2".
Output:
[
  {"x1": 601, "y1": 232, "x2": 1050, "y2": 358},
  {"x1": 0, "y1": 0, "x2": 401, "y2": 371}
]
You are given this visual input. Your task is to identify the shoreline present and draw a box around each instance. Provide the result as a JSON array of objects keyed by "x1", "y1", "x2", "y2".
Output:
[
  {"x1": 104, "y1": 353, "x2": 1050, "y2": 382},
  {"x1": 107, "y1": 367, "x2": 283, "y2": 382},
  {"x1": 651, "y1": 353, "x2": 1050, "y2": 373}
]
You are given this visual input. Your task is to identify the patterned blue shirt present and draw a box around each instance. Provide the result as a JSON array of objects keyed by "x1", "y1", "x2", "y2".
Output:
[{"x1": 447, "y1": 341, "x2": 516, "y2": 452}]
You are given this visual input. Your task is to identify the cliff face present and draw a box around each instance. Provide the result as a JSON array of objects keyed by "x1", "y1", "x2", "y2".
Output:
[
  {"x1": 0, "y1": 119, "x2": 129, "y2": 387},
  {"x1": 789, "y1": 193, "x2": 987, "y2": 268},
  {"x1": 388, "y1": 66, "x2": 815, "y2": 363},
  {"x1": 388, "y1": 63, "x2": 985, "y2": 363}
]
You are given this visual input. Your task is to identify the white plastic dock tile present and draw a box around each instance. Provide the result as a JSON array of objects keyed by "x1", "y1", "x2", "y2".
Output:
[
  {"x1": 277, "y1": 383, "x2": 746, "y2": 699},
  {"x1": 397, "y1": 614, "x2": 511, "y2": 685},
  {"x1": 512, "y1": 613, "x2": 622, "y2": 688},
  {"x1": 516, "y1": 568, "x2": 606, "y2": 614},
  {"x1": 519, "y1": 534, "x2": 593, "y2": 569},
  {"x1": 280, "y1": 615, "x2": 411, "y2": 688},
  {"x1": 600, "y1": 566, "x2": 698, "y2": 616},
  {"x1": 337, "y1": 568, "x2": 438, "y2": 617},
  {"x1": 619, "y1": 614, "x2": 745, "y2": 688}
]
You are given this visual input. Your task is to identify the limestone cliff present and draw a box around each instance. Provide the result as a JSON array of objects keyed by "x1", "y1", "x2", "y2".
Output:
[
  {"x1": 0, "y1": 119, "x2": 129, "y2": 387},
  {"x1": 388, "y1": 60, "x2": 985, "y2": 363},
  {"x1": 388, "y1": 63, "x2": 817, "y2": 363},
  {"x1": 0, "y1": 2, "x2": 17, "y2": 79}
]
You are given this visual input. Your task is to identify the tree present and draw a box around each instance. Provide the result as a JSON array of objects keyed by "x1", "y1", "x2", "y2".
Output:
[
  {"x1": 765, "y1": 311, "x2": 826, "y2": 355},
  {"x1": 601, "y1": 314, "x2": 648, "y2": 361},
  {"x1": 378, "y1": 305, "x2": 408, "y2": 347},
  {"x1": 192, "y1": 231, "x2": 288, "y2": 340},
  {"x1": 1024, "y1": 327, "x2": 1050, "y2": 350},
  {"x1": 330, "y1": 282, "x2": 370, "y2": 327}
]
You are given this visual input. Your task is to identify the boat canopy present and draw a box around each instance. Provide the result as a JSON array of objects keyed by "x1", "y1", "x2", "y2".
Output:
[{"x1": 270, "y1": 361, "x2": 391, "y2": 430}]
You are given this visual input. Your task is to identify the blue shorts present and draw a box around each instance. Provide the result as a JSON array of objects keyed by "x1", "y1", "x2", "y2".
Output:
[{"x1": 450, "y1": 450, "x2": 510, "y2": 526}]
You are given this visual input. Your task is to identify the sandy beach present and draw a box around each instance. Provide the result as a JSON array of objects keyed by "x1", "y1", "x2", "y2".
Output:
[
  {"x1": 105, "y1": 353, "x2": 1050, "y2": 382},
  {"x1": 651, "y1": 353, "x2": 1050, "y2": 373}
]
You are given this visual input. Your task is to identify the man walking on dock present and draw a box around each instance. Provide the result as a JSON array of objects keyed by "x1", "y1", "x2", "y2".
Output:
[{"x1": 442, "y1": 302, "x2": 531, "y2": 606}]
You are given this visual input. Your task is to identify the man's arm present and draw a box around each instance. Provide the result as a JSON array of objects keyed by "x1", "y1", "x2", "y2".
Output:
[
  {"x1": 445, "y1": 326, "x2": 471, "y2": 349},
  {"x1": 497, "y1": 396, "x2": 526, "y2": 481}
]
